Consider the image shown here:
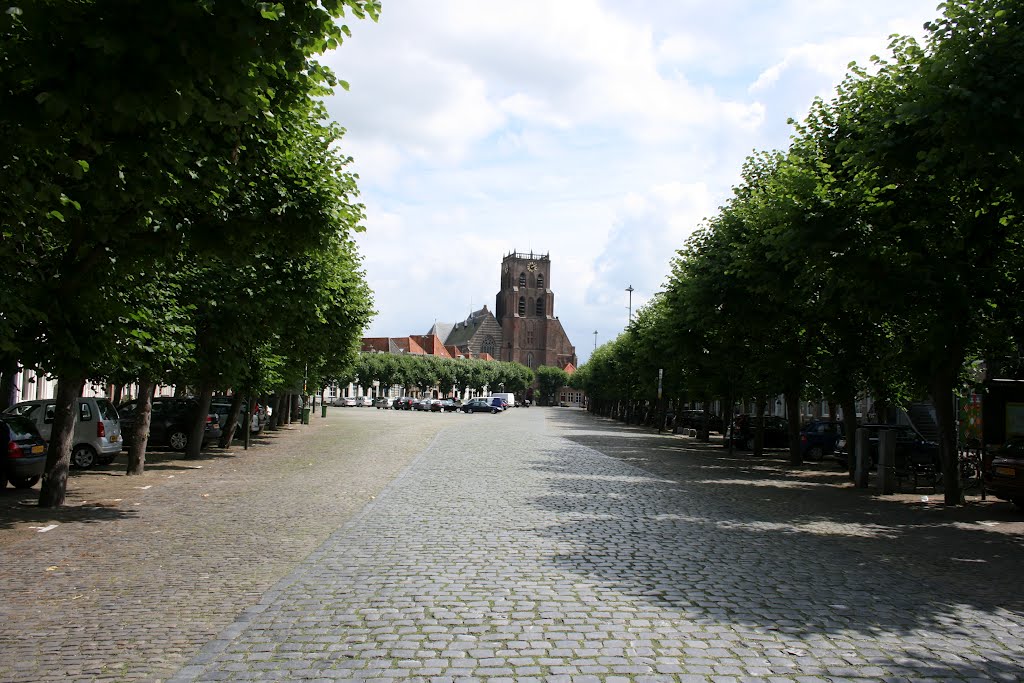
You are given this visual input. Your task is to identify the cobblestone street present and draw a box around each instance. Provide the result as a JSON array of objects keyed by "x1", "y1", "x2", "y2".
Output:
[{"x1": 2, "y1": 407, "x2": 1023, "y2": 682}]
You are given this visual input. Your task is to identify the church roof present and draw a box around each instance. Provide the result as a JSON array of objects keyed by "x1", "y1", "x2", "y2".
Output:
[
  {"x1": 427, "y1": 322, "x2": 454, "y2": 343},
  {"x1": 444, "y1": 306, "x2": 494, "y2": 346}
]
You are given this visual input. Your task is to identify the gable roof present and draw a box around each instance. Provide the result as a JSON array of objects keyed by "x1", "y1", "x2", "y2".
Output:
[{"x1": 410, "y1": 334, "x2": 452, "y2": 358}]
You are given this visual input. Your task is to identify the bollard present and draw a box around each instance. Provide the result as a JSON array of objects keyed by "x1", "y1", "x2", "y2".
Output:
[
  {"x1": 877, "y1": 429, "x2": 895, "y2": 494},
  {"x1": 854, "y1": 428, "x2": 870, "y2": 488},
  {"x1": 321, "y1": 403, "x2": 327, "y2": 418}
]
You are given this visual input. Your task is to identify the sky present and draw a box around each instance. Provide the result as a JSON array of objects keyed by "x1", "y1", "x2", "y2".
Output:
[{"x1": 320, "y1": 0, "x2": 942, "y2": 365}]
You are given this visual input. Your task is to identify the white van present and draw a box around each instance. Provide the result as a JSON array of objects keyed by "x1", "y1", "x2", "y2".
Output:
[{"x1": 491, "y1": 393, "x2": 516, "y2": 408}]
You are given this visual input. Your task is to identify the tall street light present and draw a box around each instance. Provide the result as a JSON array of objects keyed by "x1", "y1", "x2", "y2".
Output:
[
  {"x1": 593, "y1": 330, "x2": 598, "y2": 350},
  {"x1": 626, "y1": 285, "x2": 634, "y2": 323}
]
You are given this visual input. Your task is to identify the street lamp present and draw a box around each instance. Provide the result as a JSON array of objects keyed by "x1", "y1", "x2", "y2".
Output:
[
  {"x1": 626, "y1": 285, "x2": 634, "y2": 323},
  {"x1": 593, "y1": 330, "x2": 598, "y2": 350}
]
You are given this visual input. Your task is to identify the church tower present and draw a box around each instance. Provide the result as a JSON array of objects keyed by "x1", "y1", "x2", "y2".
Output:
[{"x1": 495, "y1": 251, "x2": 577, "y2": 370}]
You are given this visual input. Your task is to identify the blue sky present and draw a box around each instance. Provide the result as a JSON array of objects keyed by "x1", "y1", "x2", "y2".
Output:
[{"x1": 321, "y1": 0, "x2": 941, "y2": 364}]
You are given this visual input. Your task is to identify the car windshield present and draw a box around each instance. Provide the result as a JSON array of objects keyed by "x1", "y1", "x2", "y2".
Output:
[{"x1": 2, "y1": 415, "x2": 41, "y2": 439}]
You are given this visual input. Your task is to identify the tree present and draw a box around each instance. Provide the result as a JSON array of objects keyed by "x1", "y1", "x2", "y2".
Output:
[
  {"x1": 0, "y1": 1, "x2": 380, "y2": 506},
  {"x1": 535, "y1": 366, "x2": 569, "y2": 406}
]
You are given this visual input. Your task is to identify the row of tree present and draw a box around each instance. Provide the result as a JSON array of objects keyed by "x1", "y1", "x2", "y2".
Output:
[
  {"x1": 0, "y1": 2, "x2": 382, "y2": 506},
  {"x1": 345, "y1": 352, "x2": 537, "y2": 399},
  {"x1": 571, "y1": 0, "x2": 1024, "y2": 505}
]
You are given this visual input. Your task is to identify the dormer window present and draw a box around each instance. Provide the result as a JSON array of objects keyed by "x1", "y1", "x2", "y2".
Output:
[{"x1": 518, "y1": 272, "x2": 526, "y2": 287}]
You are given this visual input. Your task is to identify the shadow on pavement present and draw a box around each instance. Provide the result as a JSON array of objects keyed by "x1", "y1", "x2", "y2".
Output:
[{"x1": 525, "y1": 409, "x2": 1024, "y2": 680}]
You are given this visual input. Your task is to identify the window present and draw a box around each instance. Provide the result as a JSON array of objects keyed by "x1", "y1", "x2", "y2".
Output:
[
  {"x1": 518, "y1": 296, "x2": 526, "y2": 316},
  {"x1": 537, "y1": 273, "x2": 544, "y2": 289},
  {"x1": 526, "y1": 326, "x2": 534, "y2": 345},
  {"x1": 536, "y1": 297, "x2": 544, "y2": 316},
  {"x1": 518, "y1": 272, "x2": 526, "y2": 287},
  {"x1": 79, "y1": 401, "x2": 92, "y2": 422},
  {"x1": 482, "y1": 336, "x2": 495, "y2": 356},
  {"x1": 527, "y1": 352, "x2": 535, "y2": 368}
]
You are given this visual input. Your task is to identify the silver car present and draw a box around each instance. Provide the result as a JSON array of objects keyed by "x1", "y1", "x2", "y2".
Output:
[{"x1": 3, "y1": 397, "x2": 123, "y2": 468}]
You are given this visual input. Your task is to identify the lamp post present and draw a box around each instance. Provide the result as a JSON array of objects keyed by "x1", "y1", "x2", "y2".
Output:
[
  {"x1": 593, "y1": 330, "x2": 598, "y2": 350},
  {"x1": 626, "y1": 285, "x2": 634, "y2": 323}
]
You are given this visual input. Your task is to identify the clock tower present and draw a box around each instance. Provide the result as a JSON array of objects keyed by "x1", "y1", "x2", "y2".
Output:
[{"x1": 495, "y1": 250, "x2": 577, "y2": 370}]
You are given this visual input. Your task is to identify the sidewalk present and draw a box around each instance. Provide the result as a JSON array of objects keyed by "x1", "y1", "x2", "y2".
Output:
[{"x1": 0, "y1": 410, "x2": 447, "y2": 682}]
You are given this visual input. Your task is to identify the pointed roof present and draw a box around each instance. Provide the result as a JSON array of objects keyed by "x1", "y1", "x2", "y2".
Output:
[
  {"x1": 410, "y1": 334, "x2": 452, "y2": 358},
  {"x1": 428, "y1": 322, "x2": 455, "y2": 344}
]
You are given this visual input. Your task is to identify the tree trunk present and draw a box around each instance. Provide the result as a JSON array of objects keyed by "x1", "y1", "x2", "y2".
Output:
[
  {"x1": 218, "y1": 393, "x2": 244, "y2": 448},
  {"x1": 112, "y1": 383, "x2": 125, "y2": 407},
  {"x1": 828, "y1": 401, "x2": 838, "y2": 420},
  {"x1": 0, "y1": 358, "x2": 17, "y2": 412},
  {"x1": 753, "y1": 396, "x2": 766, "y2": 457},
  {"x1": 38, "y1": 376, "x2": 85, "y2": 508},
  {"x1": 786, "y1": 391, "x2": 802, "y2": 465},
  {"x1": 243, "y1": 392, "x2": 254, "y2": 450},
  {"x1": 186, "y1": 382, "x2": 214, "y2": 459},
  {"x1": 269, "y1": 393, "x2": 283, "y2": 430},
  {"x1": 932, "y1": 379, "x2": 961, "y2": 505},
  {"x1": 841, "y1": 395, "x2": 858, "y2": 480},
  {"x1": 126, "y1": 379, "x2": 156, "y2": 476}
]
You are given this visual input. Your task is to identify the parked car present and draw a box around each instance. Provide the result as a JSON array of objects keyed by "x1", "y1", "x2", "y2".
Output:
[
  {"x1": 210, "y1": 398, "x2": 261, "y2": 437},
  {"x1": 799, "y1": 419, "x2": 844, "y2": 461},
  {"x1": 355, "y1": 396, "x2": 373, "y2": 407},
  {"x1": 676, "y1": 409, "x2": 724, "y2": 434},
  {"x1": 833, "y1": 424, "x2": 939, "y2": 472},
  {"x1": 1, "y1": 414, "x2": 47, "y2": 489},
  {"x1": 727, "y1": 414, "x2": 789, "y2": 450},
  {"x1": 374, "y1": 397, "x2": 392, "y2": 409},
  {"x1": 985, "y1": 437, "x2": 1024, "y2": 508},
  {"x1": 393, "y1": 397, "x2": 415, "y2": 410},
  {"x1": 462, "y1": 398, "x2": 500, "y2": 414},
  {"x1": 483, "y1": 397, "x2": 508, "y2": 411},
  {"x1": 119, "y1": 397, "x2": 222, "y2": 452},
  {"x1": 430, "y1": 399, "x2": 458, "y2": 412},
  {"x1": 412, "y1": 398, "x2": 432, "y2": 411},
  {"x1": 4, "y1": 397, "x2": 123, "y2": 468},
  {"x1": 332, "y1": 396, "x2": 357, "y2": 407}
]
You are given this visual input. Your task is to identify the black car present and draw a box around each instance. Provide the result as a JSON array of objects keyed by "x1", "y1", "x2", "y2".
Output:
[
  {"x1": 461, "y1": 398, "x2": 500, "y2": 414},
  {"x1": 728, "y1": 414, "x2": 789, "y2": 450},
  {"x1": 985, "y1": 437, "x2": 1024, "y2": 509},
  {"x1": 676, "y1": 409, "x2": 724, "y2": 434},
  {"x1": 119, "y1": 397, "x2": 223, "y2": 451},
  {"x1": 1, "y1": 415, "x2": 47, "y2": 489},
  {"x1": 834, "y1": 424, "x2": 939, "y2": 472},
  {"x1": 393, "y1": 397, "x2": 415, "y2": 410}
]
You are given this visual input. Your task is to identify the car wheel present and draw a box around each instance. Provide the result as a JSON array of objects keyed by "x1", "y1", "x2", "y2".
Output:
[
  {"x1": 71, "y1": 444, "x2": 97, "y2": 469},
  {"x1": 168, "y1": 429, "x2": 189, "y2": 451},
  {"x1": 9, "y1": 475, "x2": 40, "y2": 489},
  {"x1": 807, "y1": 446, "x2": 824, "y2": 462},
  {"x1": 491, "y1": 408, "x2": 498, "y2": 414},
  {"x1": 745, "y1": 437, "x2": 756, "y2": 451}
]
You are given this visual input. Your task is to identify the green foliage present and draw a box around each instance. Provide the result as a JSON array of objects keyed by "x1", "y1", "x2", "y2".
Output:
[{"x1": 535, "y1": 365, "x2": 569, "y2": 405}]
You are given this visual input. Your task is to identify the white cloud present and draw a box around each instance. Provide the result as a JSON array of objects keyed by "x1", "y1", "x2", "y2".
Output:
[{"x1": 326, "y1": 0, "x2": 943, "y2": 363}]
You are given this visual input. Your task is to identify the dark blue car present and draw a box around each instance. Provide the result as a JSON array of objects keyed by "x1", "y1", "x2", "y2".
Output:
[{"x1": 799, "y1": 419, "x2": 844, "y2": 461}]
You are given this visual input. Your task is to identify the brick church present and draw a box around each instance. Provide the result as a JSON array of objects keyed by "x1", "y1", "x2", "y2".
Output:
[{"x1": 427, "y1": 251, "x2": 577, "y2": 370}]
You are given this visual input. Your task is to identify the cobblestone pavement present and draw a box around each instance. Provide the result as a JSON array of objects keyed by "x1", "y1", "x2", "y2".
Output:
[
  {"x1": 0, "y1": 408, "x2": 446, "y2": 682},
  {"x1": 167, "y1": 408, "x2": 1024, "y2": 683}
]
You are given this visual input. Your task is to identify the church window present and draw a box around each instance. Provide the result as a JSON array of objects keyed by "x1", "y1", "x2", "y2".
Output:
[
  {"x1": 527, "y1": 352, "x2": 535, "y2": 368},
  {"x1": 537, "y1": 273, "x2": 544, "y2": 289},
  {"x1": 536, "y1": 297, "x2": 544, "y2": 316},
  {"x1": 482, "y1": 336, "x2": 495, "y2": 356},
  {"x1": 518, "y1": 272, "x2": 526, "y2": 287},
  {"x1": 518, "y1": 296, "x2": 525, "y2": 316},
  {"x1": 526, "y1": 326, "x2": 534, "y2": 345}
]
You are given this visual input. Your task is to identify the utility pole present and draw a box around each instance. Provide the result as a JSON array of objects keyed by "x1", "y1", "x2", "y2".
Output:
[{"x1": 626, "y1": 285, "x2": 634, "y2": 323}]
